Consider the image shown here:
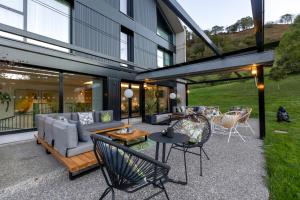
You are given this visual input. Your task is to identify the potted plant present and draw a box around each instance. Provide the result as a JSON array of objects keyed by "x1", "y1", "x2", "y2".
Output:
[{"x1": 144, "y1": 89, "x2": 158, "y2": 124}]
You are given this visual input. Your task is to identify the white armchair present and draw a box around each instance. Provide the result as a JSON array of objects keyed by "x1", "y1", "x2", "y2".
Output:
[{"x1": 212, "y1": 111, "x2": 245, "y2": 142}]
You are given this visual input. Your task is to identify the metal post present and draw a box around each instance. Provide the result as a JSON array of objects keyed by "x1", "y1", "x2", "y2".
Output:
[
  {"x1": 257, "y1": 66, "x2": 265, "y2": 139},
  {"x1": 59, "y1": 72, "x2": 64, "y2": 113},
  {"x1": 185, "y1": 84, "x2": 189, "y2": 106}
]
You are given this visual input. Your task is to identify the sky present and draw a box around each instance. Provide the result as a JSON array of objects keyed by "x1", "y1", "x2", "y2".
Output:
[{"x1": 176, "y1": 0, "x2": 300, "y2": 30}]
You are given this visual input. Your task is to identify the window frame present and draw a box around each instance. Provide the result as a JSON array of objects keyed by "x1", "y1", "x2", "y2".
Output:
[
  {"x1": 157, "y1": 47, "x2": 173, "y2": 68},
  {"x1": 120, "y1": 0, "x2": 133, "y2": 19},
  {"x1": 120, "y1": 26, "x2": 134, "y2": 63}
]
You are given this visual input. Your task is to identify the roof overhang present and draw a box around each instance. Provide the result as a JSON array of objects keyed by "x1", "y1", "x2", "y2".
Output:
[
  {"x1": 161, "y1": 0, "x2": 222, "y2": 56},
  {"x1": 136, "y1": 50, "x2": 274, "y2": 81},
  {"x1": 157, "y1": 0, "x2": 184, "y2": 33}
]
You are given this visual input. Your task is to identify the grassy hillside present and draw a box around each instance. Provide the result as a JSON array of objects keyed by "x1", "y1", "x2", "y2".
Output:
[
  {"x1": 187, "y1": 24, "x2": 290, "y2": 61},
  {"x1": 189, "y1": 74, "x2": 300, "y2": 200}
]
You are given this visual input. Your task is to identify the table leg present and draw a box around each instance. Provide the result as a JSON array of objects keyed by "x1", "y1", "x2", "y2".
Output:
[
  {"x1": 162, "y1": 143, "x2": 166, "y2": 163},
  {"x1": 155, "y1": 142, "x2": 160, "y2": 160}
]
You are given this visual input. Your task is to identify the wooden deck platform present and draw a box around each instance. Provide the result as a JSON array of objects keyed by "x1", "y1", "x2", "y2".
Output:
[{"x1": 36, "y1": 136, "x2": 99, "y2": 180}]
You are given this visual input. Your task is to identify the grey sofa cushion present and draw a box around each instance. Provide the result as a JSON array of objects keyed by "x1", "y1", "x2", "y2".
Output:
[
  {"x1": 53, "y1": 120, "x2": 78, "y2": 156},
  {"x1": 100, "y1": 110, "x2": 113, "y2": 122},
  {"x1": 71, "y1": 113, "x2": 79, "y2": 121},
  {"x1": 93, "y1": 111, "x2": 101, "y2": 123},
  {"x1": 53, "y1": 113, "x2": 72, "y2": 121},
  {"x1": 44, "y1": 117, "x2": 57, "y2": 145},
  {"x1": 67, "y1": 141, "x2": 93, "y2": 157},
  {"x1": 154, "y1": 113, "x2": 171, "y2": 123},
  {"x1": 35, "y1": 114, "x2": 48, "y2": 139},
  {"x1": 82, "y1": 121, "x2": 124, "y2": 132}
]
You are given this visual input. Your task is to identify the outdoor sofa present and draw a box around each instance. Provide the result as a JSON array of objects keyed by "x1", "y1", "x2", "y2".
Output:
[{"x1": 35, "y1": 110, "x2": 124, "y2": 157}]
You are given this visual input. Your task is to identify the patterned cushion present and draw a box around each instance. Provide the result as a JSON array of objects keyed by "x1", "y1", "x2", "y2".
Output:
[
  {"x1": 180, "y1": 119, "x2": 204, "y2": 143},
  {"x1": 100, "y1": 110, "x2": 113, "y2": 123},
  {"x1": 78, "y1": 112, "x2": 94, "y2": 125},
  {"x1": 186, "y1": 107, "x2": 194, "y2": 115}
]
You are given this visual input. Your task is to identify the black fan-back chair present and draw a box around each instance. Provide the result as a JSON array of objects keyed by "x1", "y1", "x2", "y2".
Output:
[
  {"x1": 91, "y1": 134, "x2": 171, "y2": 200},
  {"x1": 166, "y1": 114, "x2": 211, "y2": 181}
]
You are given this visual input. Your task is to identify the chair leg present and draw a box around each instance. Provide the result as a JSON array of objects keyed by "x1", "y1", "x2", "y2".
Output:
[
  {"x1": 160, "y1": 180, "x2": 170, "y2": 200},
  {"x1": 246, "y1": 122, "x2": 256, "y2": 136},
  {"x1": 199, "y1": 147, "x2": 203, "y2": 176},
  {"x1": 111, "y1": 189, "x2": 115, "y2": 200},
  {"x1": 228, "y1": 128, "x2": 233, "y2": 143},
  {"x1": 235, "y1": 128, "x2": 246, "y2": 142},
  {"x1": 183, "y1": 148, "x2": 188, "y2": 182},
  {"x1": 99, "y1": 187, "x2": 113, "y2": 200},
  {"x1": 201, "y1": 147, "x2": 210, "y2": 160},
  {"x1": 166, "y1": 144, "x2": 174, "y2": 162}
]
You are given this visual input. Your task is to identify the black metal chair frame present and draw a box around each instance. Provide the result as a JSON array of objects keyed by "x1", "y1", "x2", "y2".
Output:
[
  {"x1": 166, "y1": 114, "x2": 211, "y2": 182},
  {"x1": 91, "y1": 134, "x2": 171, "y2": 200}
]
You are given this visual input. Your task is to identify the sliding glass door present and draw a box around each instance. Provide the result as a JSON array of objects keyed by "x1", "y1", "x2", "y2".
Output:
[
  {"x1": 121, "y1": 82, "x2": 141, "y2": 119},
  {"x1": 0, "y1": 64, "x2": 59, "y2": 132},
  {"x1": 144, "y1": 84, "x2": 170, "y2": 115},
  {"x1": 63, "y1": 73, "x2": 103, "y2": 112},
  {"x1": 0, "y1": 62, "x2": 104, "y2": 133}
]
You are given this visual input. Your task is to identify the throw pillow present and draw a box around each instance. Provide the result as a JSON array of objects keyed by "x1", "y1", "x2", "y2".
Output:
[
  {"x1": 78, "y1": 112, "x2": 94, "y2": 125},
  {"x1": 69, "y1": 120, "x2": 90, "y2": 142},
  {"x1": 101, "y1": 111, "x2": 113, "y2": 123},
  {"x1": 180, "y1": 119, "x2": 204, "y2": 143}
]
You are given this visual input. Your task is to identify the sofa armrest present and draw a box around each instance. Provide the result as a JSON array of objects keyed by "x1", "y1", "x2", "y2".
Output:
[{"x1": 53, "y1": 121, "x2": 78, "y2": 157}]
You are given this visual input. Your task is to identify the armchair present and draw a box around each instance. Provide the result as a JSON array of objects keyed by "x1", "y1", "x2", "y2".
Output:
[{"x1": 91, "y1": 134, "x2": 171, "y2": 200}]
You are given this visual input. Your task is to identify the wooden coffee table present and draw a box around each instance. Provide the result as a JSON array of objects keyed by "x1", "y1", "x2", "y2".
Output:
[{"x1": 104, "y1": 129, "x2": 150, "y2": 146}]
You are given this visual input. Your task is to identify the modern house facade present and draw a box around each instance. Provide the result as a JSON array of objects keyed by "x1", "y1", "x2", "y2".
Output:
[{"x1": 0, "y1": 0, "x2": 188, "y2": 134}]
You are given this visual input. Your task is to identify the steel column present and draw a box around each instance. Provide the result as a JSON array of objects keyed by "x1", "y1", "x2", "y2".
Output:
[
  {"x1": 257, "y1": 66, "x2": 265, "y2": 139},
  {"x1": 185, "y1": 84, "x2": 189, "y2": 106},
  {"x1": 59, "y1": 72, "x2": 64, "y2": 113}
]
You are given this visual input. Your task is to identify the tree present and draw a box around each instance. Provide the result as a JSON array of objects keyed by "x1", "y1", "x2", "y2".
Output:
[
  {"x1": 271, "y1": 15, "x2": 300, "y2": 82},
  {"x1": 280, "y1": 14, "x2": 294, "y2": 24},
  {"x1": 240, "y1": 16, "x2": 254, "y2": 30},
  {"x1": 211, "y1": 25, "x2": 224, "y2": 35},
  {"x1": 192, "y1": 43, "x2": 206, "y2": 57},
  {"x1": 226, "y1": 24, "x2": 237, "y2": 33},
  {"x1": 270, "y1": 66, "x2": 287, "y2": 89}
]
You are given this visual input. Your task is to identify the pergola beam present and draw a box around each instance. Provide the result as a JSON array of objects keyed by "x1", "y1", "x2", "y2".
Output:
[
  {"x1": 136, "y1": 50, "x2": 274, "y2": 81},
  {"x1": 162, "y1": 0, "x2": 222, "y2": 56},
  {"x1": 187, "y1": 76, "x2": 253, "y2": 85}
]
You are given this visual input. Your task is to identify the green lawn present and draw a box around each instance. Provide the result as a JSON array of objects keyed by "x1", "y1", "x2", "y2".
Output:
[{"x1": 189, "y1": 74, "x2": 300, "y2": 200}]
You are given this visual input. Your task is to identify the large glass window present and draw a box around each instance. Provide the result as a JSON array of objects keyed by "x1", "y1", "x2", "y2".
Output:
[
  {"x1": 157, "y1": 48, "x2": 173, "y2": 68},
  {"x1": 63, "y1": 74, "x2": 103, "y2": 112},
  {"x1": 120, "y1": 27, "x2": 134, "y2": 66},
  {"x1": 0, "y1": 63, "x2": 59, "y2": 132},
  {"x1": 0, "y1": 0, "x2": 23, "y2": 12},
  {"x1": 27, "y1": 0, "x2": 70, "y2": 51},
  {"x1": 0, "y1": 0, "x2": 71, "y2": 51},
  {"x1": 157, "y1": 8, "x2": 173, "y2": 43},
  {"x1": 0, "y1": 6, "x2": 24, "y2": 40},
  {"x1": 120, "y1": 32, "x2": 128, "y2": 61},
  {"x1": 158, "y1": 86, "x2": 170, "y2": 113},
  {"x1": 145, "y1": 84, "x2": 170, "y2": 115},
  {"x1": 121, "y1": 82, "x2": 140, "y2": 118}
]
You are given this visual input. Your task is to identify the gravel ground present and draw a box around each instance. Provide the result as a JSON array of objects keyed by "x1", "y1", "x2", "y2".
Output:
[{"x1": 0, "y1": 120, "x2": 268, "y2": 200}]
